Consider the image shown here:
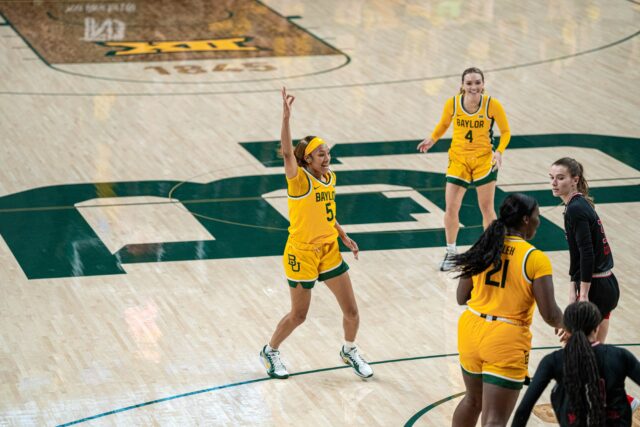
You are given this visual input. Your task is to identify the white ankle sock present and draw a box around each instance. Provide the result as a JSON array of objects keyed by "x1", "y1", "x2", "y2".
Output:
[
  {"x1": 446, "y1": 243, "x2": 457, "y2": 253},
  {"x1": 343, "y1": 341, "x2": 356, "y2": 351},
  {"x1": 266, "y1": 344, "x2": 277, "y2": 352}
]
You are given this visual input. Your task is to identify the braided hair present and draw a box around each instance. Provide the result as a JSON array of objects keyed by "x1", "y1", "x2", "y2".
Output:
[
  {"x1": 451, "y1": 193, "x2": 538, "y2": 278},
  {"x1": 562, "y1": 301, "x2": 605, "y2": 426}
]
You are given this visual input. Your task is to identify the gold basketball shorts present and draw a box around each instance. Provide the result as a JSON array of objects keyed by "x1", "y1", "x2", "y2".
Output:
[
  {"x1": 282, "y1": 237, "x2": 348, "y2": 289},
  {"x1": 457, "y1": 309, "x2": 531, "y2": 389},
  {"x1": 446, "y1": 150, "x2": 497, "y2": 188}
]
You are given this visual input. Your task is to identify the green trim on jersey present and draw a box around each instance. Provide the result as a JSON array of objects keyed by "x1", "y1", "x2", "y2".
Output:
[
  {"x1": 522, "y1": 248, "x2": 537, "y2": 284},
  {"x1": 287, "y1": 171, "x2": 312, "y2": 199}
]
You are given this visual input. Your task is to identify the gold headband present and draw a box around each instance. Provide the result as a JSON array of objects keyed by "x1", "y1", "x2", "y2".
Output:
[{"x1": 304, "y1": 137, "x2": 325, "y2": 156}]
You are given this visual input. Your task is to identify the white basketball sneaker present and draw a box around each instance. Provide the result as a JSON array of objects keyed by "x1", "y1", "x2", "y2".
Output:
[
  {"x1": 260, "y1": 345, "x2": 289, "y2": 379},
  {"x1": 340, "y1": 346, "x2": 373, "y2": 379},
  {"x1": 439, "y1": 250, "x2": 457, "y2": 271}
]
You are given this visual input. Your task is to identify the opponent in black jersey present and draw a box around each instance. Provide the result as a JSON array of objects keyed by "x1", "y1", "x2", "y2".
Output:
[
  {"x1": 512, "y1": 302, "x2": 640, "y2": 427},
  {"x1": 550, "y1": 157, "x2": 620, "y2": 343},
  {"x1": 564, "y1": 193, "x2": 613, "y2": 283}
]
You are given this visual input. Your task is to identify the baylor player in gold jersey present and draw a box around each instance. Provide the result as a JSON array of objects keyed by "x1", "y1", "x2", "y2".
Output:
[
  {"x1": 260, "y1": 88, "x2": 373, "y2": 380},
  {"x1": 449, "y1": 193, "x2": 564, "y2": 427},
  {"x1": 418, "y1": 67, "x2": 511, "y2": 271}
]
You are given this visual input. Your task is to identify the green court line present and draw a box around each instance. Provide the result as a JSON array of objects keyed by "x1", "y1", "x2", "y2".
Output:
[
  {"x1": 1, "y1": 25, "x2": 637, "y2": 96},
  {"x1": 56, "y1": 344, "x2": 640, "y2": 426},
  {"x1": 404, "y1": 392, "x2": 466, "y2": 427},
  {"x1": 404, "y1": 343, "x2": 640, "y2": 426},
  {"x1": 1, "y1": 173, "x2": 637, "y2": 214}
]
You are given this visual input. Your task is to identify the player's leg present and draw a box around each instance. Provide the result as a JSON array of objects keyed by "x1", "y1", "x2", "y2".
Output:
[
  {"x1": 475, "y1": 180, "x2": 497, "y2": 230},
  {"x1": 319, "y1": 242, "x2": 358, "y2": 341},
  {"x1": 478, "y1": 322, "x2": 531, "y2": 426},
  {"x1": 269, "y1": 284, "x2": 313, "y2": 349},
  {"x1": 325, "y1": 271, "x2": 358, "y2": 342},
  {"x1": 480, "y1": 383, "x2": 520, "y2": 427},
  {"x1": 260, "y1": 284, "x2": 312, "y2": 379},
  {"x1": 473, "y1": 154, "x2": 498, "y2": 230},
  {"x1": 452, "y1": 370, "x2": 483, "y2": 427},
  {"x1": 325, "y1": 269, "x2": 372, "y2": 378},
  {"x1": 260, "y1": 241, "x2": 318, "y2": 379},
  {"x1": 596, "y1": 318, "x2": 610, "y2": 343},
  {"x1": 454, "y1": 310, "x2": 485, "y2": 426},
  {"x1": 444, "y1": 182, "x2": 468, "y2": 245},
  {"x1": 587, "y1": 274, "x2": 619, "y2": 343},
  {"x1": 321, "y1": 244, "x2": 371, "y2": 378},
  {"x1": 442, "y1": 181, "x2": 467, "y2": 270}
]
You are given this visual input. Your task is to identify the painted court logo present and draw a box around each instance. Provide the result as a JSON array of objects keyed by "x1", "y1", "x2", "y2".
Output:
[
  {"x1": 0, "y1": 135, "x2": 637, "y2": 279},
  {"x1": 0, "y1": 0, "x2": 341, "y2": 64},
  {"x1": 101, "y1": 37, "x2": 259, "y2": 56}
]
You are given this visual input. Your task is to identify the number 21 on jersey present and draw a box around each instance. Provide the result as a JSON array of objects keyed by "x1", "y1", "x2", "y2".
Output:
[{"x1": 485, "y1": 260, "x2": 509, "y2": 288}]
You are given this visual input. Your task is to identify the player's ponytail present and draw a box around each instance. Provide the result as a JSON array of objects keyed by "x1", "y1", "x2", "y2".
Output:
[
  {"x1": 459, "y1": 67, "x2": 485, "y2": 95},
  {"x1": 452, "y1": 193, "x2": 538, "y2": 278},
  {"x1": 294, "y1": 135, "x2": 317, "y2": 167},
  {"x1": 562, "y1": 302, "x2": 605, "y2": 426},
  {"x1": 552, "y1": 157, "x2": 594, "y2": 207}
]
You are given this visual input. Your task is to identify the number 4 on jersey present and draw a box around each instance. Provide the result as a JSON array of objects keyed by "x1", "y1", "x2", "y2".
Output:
[{"x1": 465, "y1": 130, "x2": 473, "y2": 143}]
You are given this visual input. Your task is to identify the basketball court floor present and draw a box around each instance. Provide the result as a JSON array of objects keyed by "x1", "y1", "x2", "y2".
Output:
[{"x1": 1, "y1": 0, "x2": 639, "y2": 425}]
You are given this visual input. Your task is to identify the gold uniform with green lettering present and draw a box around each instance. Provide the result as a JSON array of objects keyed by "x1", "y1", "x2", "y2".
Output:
[
  {"x1": 282, "y1": 167, "x2": 348, "y2": 289},
  {"x1": 458, "y1": 236, "x2": 552, "y2": 389},
  {"x1": 430, "y1": 94, "x2": 511, "y2": 187}
]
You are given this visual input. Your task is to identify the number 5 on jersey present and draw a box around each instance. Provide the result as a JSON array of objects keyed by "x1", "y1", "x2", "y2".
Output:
[{"x1": 325, "y1": 202, "x2": 334, "y2": 221}]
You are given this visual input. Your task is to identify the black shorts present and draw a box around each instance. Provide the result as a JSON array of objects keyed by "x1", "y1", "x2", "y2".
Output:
[{"x1": 575, "y1": 273, "x2": 620, "y2": 318}]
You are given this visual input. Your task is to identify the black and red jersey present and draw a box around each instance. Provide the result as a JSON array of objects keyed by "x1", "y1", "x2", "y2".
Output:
[{"x1": 563, "y1": 194, "x2": 614, "y2": 283}]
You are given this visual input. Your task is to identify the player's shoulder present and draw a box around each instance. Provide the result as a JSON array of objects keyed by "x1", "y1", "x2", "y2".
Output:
[
  {"x1": 524, "y1": 245, "x2": 550, "y2": 264},
  {"x1": 565, "y1": 196, "x2": 593, "y2": 217},
  {"x1": 486, "y1": 95, "x2": 503, "y2": 108}
]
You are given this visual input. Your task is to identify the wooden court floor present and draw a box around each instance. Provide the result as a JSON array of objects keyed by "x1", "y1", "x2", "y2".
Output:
[{"x1": 1, "y1": 0, "x2": 639, "y2": 425}]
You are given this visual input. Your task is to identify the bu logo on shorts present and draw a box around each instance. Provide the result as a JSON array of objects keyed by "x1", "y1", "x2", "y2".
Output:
[{"x1": 287, "y1": 254, "x2": 301, "y2": 272}]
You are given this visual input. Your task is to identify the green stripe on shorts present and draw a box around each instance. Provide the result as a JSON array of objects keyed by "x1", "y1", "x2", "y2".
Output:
[
  {"x1": 318, "y1": 261, "x2": 349, "y2": 282},
  {"x1": 446, "y1": 176, "x2": 470, "y2": 188},
  {"x1": 288, "y1": 279, "x2": 316, "y2": 289},
  {"x1": 460, "y1": 365, "x2": 482, "y2": 378},
  {"x1": 473, "y1": 170, "x2": 498, "y2": 187},
  {"x1": 483, "y1": 373, "x2": 523, "y2": 390}
]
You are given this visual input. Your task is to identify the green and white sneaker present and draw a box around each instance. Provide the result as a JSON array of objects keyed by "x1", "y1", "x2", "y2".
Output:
[
  {"x1": 260, "y1": 345, "x2": 289, "y2": 379},
  {"x1": 340, "y1": 346, "x2": 373, "y2": 379}
]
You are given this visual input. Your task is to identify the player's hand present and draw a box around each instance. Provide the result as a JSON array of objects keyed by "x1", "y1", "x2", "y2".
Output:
[
  {"x1": 492, "y1": 151, "x2": 503, "y2": 172},
  {"x1": 417, "y1": 138, "x2": 435, "y2": 153},
  {"x1": 569, "y1": 284, "x2": 578, "y2": 303},
  {"x1": 341, "y1": 234, "x2": 359, "y2": 260},
  {"x1": 556, "y1": 328, "x2": 570, "y2": 346},
  {"x1": 282, "y1": 87, "x2": 295, "y2": 119}
]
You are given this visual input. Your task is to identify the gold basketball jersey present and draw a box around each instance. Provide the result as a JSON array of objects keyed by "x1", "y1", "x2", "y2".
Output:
[
  {"x1": 450, "y1": 94, "x2": 495, "y2": 155},
  {"x1": 467, "y1": 236, "x2": 553, "y2": 326},
  {"x1": 287, "y1": 167, "x2": 338, "y2": 244}
]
